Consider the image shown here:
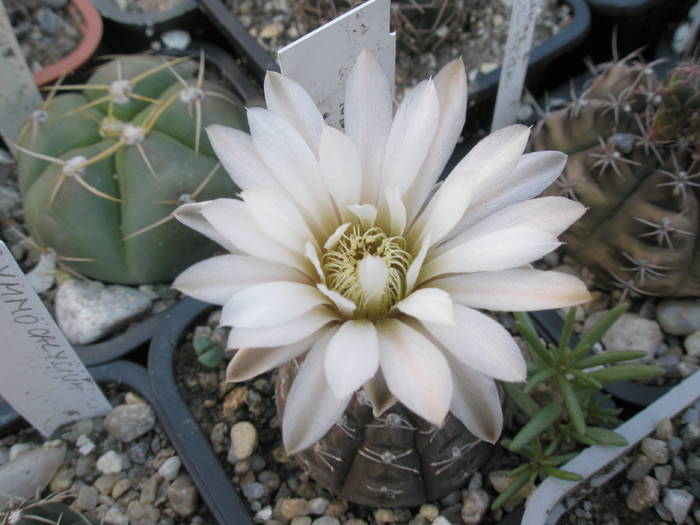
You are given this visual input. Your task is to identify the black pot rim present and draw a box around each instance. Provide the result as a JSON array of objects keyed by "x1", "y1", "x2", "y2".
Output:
[
  {"x1": 586, "y1": 0, "x2": 664, "y2": 17},
  {"x1": 148, "y1": 297, "x2": 254, "y2": 525},
  {"x1": 91, "y1": 0, "x2": 198, "y2": 26},
  {"x1": 75, "y1": 306, "x2": 172, "y2": 367}
]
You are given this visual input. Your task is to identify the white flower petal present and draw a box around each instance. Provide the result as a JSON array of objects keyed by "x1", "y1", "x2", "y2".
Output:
[
  {"x1": 347, "y1": 204, "x2": 377, "y2": 229},
  {"x1": 324, "y1": 222, "x2": 352, "y2": 250},
  {"x1": 173, "y1": 201, "x2": 237, "y2": 252},
  {"x1": 435, "y1": 196, "x2": 585, "y2": 256},
  {"x1": 264, "y1": 71, "x2": 324, "y2": 154},
  {"x1": 283, "y1": 330, "x2": 351, "y2": 453},
  {"x1": 226, "y1": 328, "x2": 328, "y2": 382},
  {"x1": 396, "y1": 288, "x2": 454, "y2": 325},
  {"x1": 317, "y1": 284, "x2": 356, "y2": 316},
  {"x1": 199, "y1": 199, "x2": 310, "y2": 273},
  {"x1": 377, "y1": 186, "x2": 407, "y2": 237},
  {"x1": 345, "y1": 48, "x2": 393, "y2": 204},
  {"x1": 363, "y1": 371, "x2": 396, "y2": 417},
  {"x1": 432, "y1": 270, "x2": 591, "y2": 312},
  {"x1": 405, "y1": 230, "x2": 432, "y2": 294},
  {"x1": 247, "y1": 107, "x2": 337, "y2": 235},
  {"x1": 358, "y1": 255, "x2": 388, "y2": 306},
  {"x1": 381, "y1": 79, "x2": 440, "y2": 197},
  {"x1": 446, "y1": 354, "x2": 503, "y2": 443},
  {"x1": 409, "y1": 124, "x2": 530, "y2": 246},
  {"x1": 422, "y1": 304, "x2": 525, "y2": 382},
  {"x1": 221, "y1": 281, "x2": 328, "y2": 328},
  {"x1": 242, "y1": 186, "x2": 317, "y2": 254},
  {"x1": 173, "y1": 254, "x2": 308, "y2": 305},
  {"x1": 420, "y1": 227, "x2": 561, "y2": 282},
  {"x1": 206, "y1": 125, "x2": 276, "y2": 190},
  {"x1": 377, "y1": 319, "x2": 452, "y2": 425},
  {"x1": 324, "y1": 320, "x2": 379, "y2": 399},
  {"x1": 453, "y1": 150, "x2": 567, "y2": 233},
  {"x1": 404, "y1": 58, "x2": 468, "y2": 221},
  {"x1": 319, "y1": 125, "x2": 362, "y2": 217},
  {"x1": 305, "y1": 242, "x2": 325, "y2": 283},
  {"x1": 227, "y1": 306, "x2": 337, "y2": 348}
]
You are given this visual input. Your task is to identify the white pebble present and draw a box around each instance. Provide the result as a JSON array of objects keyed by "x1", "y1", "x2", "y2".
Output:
[
  {"x1": 96, "y1": 450, "x2": 123, "y2": 474},
  {"x1": 158, "y1": 456, "x2": 181, "y2": 481}
]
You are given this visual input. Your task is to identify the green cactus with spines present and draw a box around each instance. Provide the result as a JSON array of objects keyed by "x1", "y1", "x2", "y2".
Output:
[
  {"x1": 532, "y1": 56, "x2": 700, "y2": 298},
  {"x1": 16, "y1": 54, "x2": 247, "y2": 284}
]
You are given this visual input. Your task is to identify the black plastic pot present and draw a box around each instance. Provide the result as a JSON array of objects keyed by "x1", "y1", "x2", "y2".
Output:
[
  {"x1": 92, "y1": 0, "x2": 204, "y2": 52},
  {"x1": 196, "y1": 0, "x2": 278, "y2": 82},
  {"x1": 148, "y1": 297, "x2": 253, "y2": 525},
  {"x1": 465, "y1": 0, "x2": 591, "y2": 133},
  {"x1": 583, "y1": 0, "x2": 695, "y2": 64},
  {"x1": 530, "y1": 310, "x2": 672, "y2": 409}
]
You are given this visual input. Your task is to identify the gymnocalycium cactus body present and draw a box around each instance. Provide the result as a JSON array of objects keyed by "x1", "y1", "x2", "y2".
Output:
[
  {"x1": 532, "y1": 57, "x2": 700, "y2": 298},
  {"x1": 16, "y1": 55, "x2": 247, "y2": 284}
]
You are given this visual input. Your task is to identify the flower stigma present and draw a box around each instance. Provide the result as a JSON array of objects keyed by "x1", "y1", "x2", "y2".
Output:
[{"x1": 321, "y1": 224, "x2": 412, "y2": 318}]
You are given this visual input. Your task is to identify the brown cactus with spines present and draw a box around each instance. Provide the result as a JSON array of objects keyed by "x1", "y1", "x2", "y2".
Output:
[
  {"x1": 532, "y1": 56, "x2": 700, "y2": 298},
  {"x1": 276, "y1": 358, "x2": 492, "y2": 507}
]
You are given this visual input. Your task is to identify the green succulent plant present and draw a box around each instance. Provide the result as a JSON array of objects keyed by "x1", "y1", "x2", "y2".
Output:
[
  {"x1": 15, "y1": 54, "x2": 247, "y2": 284},
  {"x1": 532, "y1": 57, "x2": 700, "y2": 298},
  {"x1": 493, "y1": 305, "x2": 664, "y2": 510}
]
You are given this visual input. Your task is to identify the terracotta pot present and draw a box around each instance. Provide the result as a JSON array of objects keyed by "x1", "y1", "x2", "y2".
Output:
[{"x1": 32, "y1": 0, "x2": 103, "y2": 86}]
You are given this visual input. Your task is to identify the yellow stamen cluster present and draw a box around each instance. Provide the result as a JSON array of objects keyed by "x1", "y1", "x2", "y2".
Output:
[{"x1": 322, "y1": 225, "x2": 412, "y2": 317}]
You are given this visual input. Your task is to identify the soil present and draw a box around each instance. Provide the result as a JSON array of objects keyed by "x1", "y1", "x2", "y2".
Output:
[
  {"x1": 114, "y1": 0, "x2": 187, "y2": 13},
  {"x1": 228, "y1": 0, "x2": 574, "y2": 96},
  {"x1": 5, "y1": 0, "x2": 82, "y2": 74}
]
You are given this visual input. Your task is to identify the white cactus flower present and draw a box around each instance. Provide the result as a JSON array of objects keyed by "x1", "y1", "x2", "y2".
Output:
[{"x1": 173, "y1": 50, "x2": 591, "y2": 454}]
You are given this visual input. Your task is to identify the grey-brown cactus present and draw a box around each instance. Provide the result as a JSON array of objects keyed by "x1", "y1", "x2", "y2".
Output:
[
  {"x1": 276, "y1": 359, "x2": 492, "y2": 507},
  {"x1": 532, "y1": 57, "x2": 700, "y2": 298}
]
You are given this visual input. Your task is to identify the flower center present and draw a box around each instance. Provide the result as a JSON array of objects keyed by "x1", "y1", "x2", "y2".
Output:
[{"x1": 322, "y1": 225, "x2": 412, "y2": 317}]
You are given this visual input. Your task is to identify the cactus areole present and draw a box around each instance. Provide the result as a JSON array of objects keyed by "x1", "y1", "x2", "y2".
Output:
[
  {"x1": 17, "y1": 55, "x2": 247, "y2": 284},
  {"x1": 533, "y1": 59, "x2": 700, "y2": 298}
]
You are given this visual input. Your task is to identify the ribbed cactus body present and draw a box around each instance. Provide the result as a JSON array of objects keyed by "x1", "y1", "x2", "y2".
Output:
[
  {"x1": 17, "y1": 56, "x2": 247, "y2": 284},
  {"x1": 532, "y1": 60, "x2": 700, "y2": 298},
  {"x1": 276, "y1": 360, "x2": 491, "y2": 507}
]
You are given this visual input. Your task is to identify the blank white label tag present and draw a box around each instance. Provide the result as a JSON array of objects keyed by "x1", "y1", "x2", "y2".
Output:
[
  {"x1": 278, "y1": 0, "x2": 395, "y2": 128},
  {"x1": 0, "y1": 242, "x2": 111, "y2": 436},
  {"x1": 491, "y1": 0, "x2": 541, "y2": 131}
]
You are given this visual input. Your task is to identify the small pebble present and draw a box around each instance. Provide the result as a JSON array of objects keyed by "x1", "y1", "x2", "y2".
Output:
[
  {"x1": 419, "y1": 504, "x2": 439, "y2": 521},
  {"x1": 229, "y1": 422, "x2": 258, "y2": 461},
  {"x1": 663, "y1": 488, "x2": 694, "y2": 523},
  {"x1": 158, "y1": 456, "x2": 181, "y2": 481},
  {"x1": 461, "y1": 489, "x2": 489, "y2": 524},
  {"x1": 656, "y1": 418, "x2": 674, "y2": 440},
  {"x1": 308, "y1": 497, "x2": 329, "y2": 515},
  {"x1": 167, "y1": 475, "x2": 199, "y2": 517},
  {"x1": 626, "y1": 476, "x2": 659, "y2": 512},
  {"x1": 641, "y1": 437, "x2": 669, "y2": 464},
  {"x1": 97, "y1": 450, "x2": 123, "y2": 474}
]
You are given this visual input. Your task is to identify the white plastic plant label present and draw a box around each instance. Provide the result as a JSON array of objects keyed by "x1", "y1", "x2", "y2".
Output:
[
  {"x1": 0, "y1": 242, "x2": 111, "y2": 436},
  {"x1": 278, "y1": 0, "x2": 395, "y2": 128},
  {"x1": 491, "y1": 0, "x2": 541, "y2": 131}
]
